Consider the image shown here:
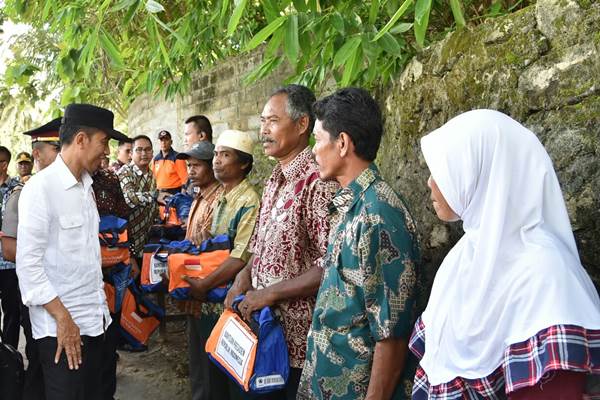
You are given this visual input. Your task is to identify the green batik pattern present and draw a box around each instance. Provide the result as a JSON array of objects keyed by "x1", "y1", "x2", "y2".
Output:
[{"x1": 298, "y1": 164, "x2": 420, "y2": 400}]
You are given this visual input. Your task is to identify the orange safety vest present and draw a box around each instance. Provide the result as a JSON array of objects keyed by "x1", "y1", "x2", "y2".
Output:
[{"x1": 151, "y1": 149, "x2": 188, "y2": 190}]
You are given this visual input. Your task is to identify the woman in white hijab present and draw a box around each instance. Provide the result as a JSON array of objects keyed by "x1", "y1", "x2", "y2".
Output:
[{"x1": 410, "y1": 109, "x2": 600, "y2": 399}]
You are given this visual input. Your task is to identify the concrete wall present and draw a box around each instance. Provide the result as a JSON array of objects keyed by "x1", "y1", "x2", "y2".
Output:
[{"x1": 128, "y1": 49, "x2": 290, "y2": 183}]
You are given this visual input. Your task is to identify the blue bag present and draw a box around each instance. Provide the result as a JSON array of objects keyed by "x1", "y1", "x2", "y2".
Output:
[
  {"x1": 107, "y1": 262, "x2": 132, "y2": 313},
  {"x1": 165, "y1": 192, "x2": 194, "y2": 222},
  {"x1": 248, "y1": 305, "x2": 290, "y2": 393},
  {"x1": 98, "y1": 215, "x2": 128, "y2": 247},
  {"x1": 206, "y1": 295, "x2": 289, "y2": 394}
]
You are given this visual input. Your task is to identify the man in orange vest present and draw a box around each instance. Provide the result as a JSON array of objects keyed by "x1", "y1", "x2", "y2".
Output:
[{"x1": 151, "y1": 130, "x2": 188, "y2": 194}]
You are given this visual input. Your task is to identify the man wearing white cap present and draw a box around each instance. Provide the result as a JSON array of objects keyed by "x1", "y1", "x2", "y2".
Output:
[{"x1": 183, "y1": 129, "x2": 260, "y2": 400}]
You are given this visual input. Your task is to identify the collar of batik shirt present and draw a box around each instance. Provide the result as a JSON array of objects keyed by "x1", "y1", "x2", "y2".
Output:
[
  {"x1": 198, "y1": 181, "x2": 222, "y2": 201},
  {"x1": 329, "y1": 163, "x2": 380, "y2": 215},
  {"x1": 276, "y1": 146, "x2": 314, "y2": 183}
]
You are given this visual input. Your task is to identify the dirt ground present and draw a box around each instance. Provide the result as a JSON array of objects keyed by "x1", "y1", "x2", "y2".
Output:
[
  {"x1": 114, "y1": 319, "x2": 191, "y2": 400},
  {"x1": 15, "y1": 317, "x2": 191, "y2": 400}
]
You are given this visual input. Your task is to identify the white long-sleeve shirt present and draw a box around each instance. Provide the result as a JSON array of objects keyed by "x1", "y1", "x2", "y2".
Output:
[{"x1": 16, "y1": 155, "x2": 110, "y2": 339}]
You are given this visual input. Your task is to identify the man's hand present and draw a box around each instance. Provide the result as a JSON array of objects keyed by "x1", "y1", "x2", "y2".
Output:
[
  {"x1": 224, "y1": 268, "x2": 252, "y2": 309},
  {"x1": 44, "y1": 297, "x2": 82, "y2": 370},
  {"x1": 157, "y1": 192, "x2": 171, "y2": 206},
  {"x1": 182, "y1": 276, "x2": 209, "y2": 302},
  {"x1": 54, "y1": 310, "x2": 82, "y2": 370},
  {"x1": 238, "y1": 288, "x2": 275, "y2": 322}
]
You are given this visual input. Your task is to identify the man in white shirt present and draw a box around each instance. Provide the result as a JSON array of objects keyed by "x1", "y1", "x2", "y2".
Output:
[{"x1": 16, "y1": 103, "x2": 129, "y2": 400}]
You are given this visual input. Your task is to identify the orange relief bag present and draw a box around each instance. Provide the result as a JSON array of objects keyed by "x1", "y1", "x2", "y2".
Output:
[
  {"x1": 104, "y1": 282, "x2": 116, "y2": 314},
  {"x1": 207, "y1": 296, "x2": 289, "y2": 394},
  {"x1": 167, "y1": 235, "x2": 231, "y2": 301},
  {"x1": 167, "y1": 250, "x2": 229, "y2": 299},
  {"x1": 119, "y1": 283, "x2": 164, "y2": 346},
  {"x1": 101, "y1": 246, "x2": 130, "y2": 268},
  {"x1": 140, "y1": 244, "x2": 169, "y2": 292},
  {"x1": 99, "y1": 215, "x2": 130, "y2": 268},
  {"x1": 205, "y1": 309, "x2": 258, "y2": 391},
  {"x1": 159, "y1": 205, "x2": 182, "y2": 226}
]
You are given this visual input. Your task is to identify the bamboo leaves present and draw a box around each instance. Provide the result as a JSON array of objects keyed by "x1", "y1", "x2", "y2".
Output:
[
  {"x1": 0, "y1": 0, "x2": 481, "y2": 115},
  {"x1": 244, "y1": 16, "x2": 286, "y2": 50},
  {"x1": 449, "y1": 0, "x2": 466, "y2": 27},
  {"x1": 414, "y1": 0, "x2": 432, "y2": 47},
  {"x1": 333, "y1": 37, "x2": 362, "y2": 68},
  {"x1": 284, "y1": 14, "x2": 299, "y2": 64},
  {"x1": 145, "y1": 0, "x2": 164, "y2": 14},
  {"x1": 227, "y1": 0, "x2": 248, "y2": 36},
  {"x1": 99, "y1": 29, "x2": 124, "y2": 68},
  {"x1": 373, "y1": 0, "x2": 413, "y2": 41}
]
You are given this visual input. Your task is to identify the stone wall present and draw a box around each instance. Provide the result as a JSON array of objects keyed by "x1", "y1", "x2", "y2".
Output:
[
  {"x1": 128, "y1": 0, "x2": 600, "y2": 303},
  {"x1": 377, "y1": 0, "x2": 600, "y2": 301},
  {"x1": 128, "y1": 48, "x2": 288, "y2": 184}
]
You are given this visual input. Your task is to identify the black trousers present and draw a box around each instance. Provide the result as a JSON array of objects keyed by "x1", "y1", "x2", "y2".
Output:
[
  {"x1": 188, "y1": 315, "x2": 244, "y2": 400},
  {"x1": 0, "y1": 268, "x2": 21, "y2": 348},
  {"x1": 37, "y1": 334, "x2": 104, "y2": 400},
  {"x1": 251, "y1": 367, "x2": 302, "y2": 400},
  {"x1": 21, "y1": 304, "x2": 45, "y2": 400},
  {"x1": 101, "y1": 318, "x2": 120, "y2": 400}
]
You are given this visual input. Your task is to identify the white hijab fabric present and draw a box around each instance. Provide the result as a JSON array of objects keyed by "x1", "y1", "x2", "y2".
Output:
[{"x1": 420, "y1": 109, "x2": 600, "y2": 385}]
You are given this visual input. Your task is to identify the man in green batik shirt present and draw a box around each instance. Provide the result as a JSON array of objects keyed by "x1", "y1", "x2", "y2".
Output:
[{"x1": 297, "y1": 88, "x2": 420, "y2": 400}]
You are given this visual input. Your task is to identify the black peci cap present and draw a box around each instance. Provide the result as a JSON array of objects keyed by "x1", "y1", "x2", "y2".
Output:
[{"x1": 61, "y1": 104, "x2": 130, "y2": 142}]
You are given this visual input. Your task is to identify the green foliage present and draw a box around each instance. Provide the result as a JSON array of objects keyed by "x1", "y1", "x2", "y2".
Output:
[{"x1": 0, "y1": 0, "x2": 531, "y2": 128}]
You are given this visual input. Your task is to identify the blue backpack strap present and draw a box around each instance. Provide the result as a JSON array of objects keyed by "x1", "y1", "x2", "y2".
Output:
[
  {"x1": 199, "y1": 233, "x2": 231, "y2": 252},
  {"x1": 152, "y1": 245, "x2": 169, "y2": 262},
  {"x1": 99, "y1": 215, "x2": 128, "y2": 247},
  {"x1": 128, "y1": 282, "x2": 165, "y2": 320}
]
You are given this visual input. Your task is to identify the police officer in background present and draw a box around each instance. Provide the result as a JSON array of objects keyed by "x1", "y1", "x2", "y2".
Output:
[
  {"x1": 2, "y1": 117, "x2": 61, "y2": 400},
  {"x1": 15, "y1": 152, "x2": 34, "y2": 183}
]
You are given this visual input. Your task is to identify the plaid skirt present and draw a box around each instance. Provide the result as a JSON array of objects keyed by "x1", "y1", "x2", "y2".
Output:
[{"x1": 409, "y1": 317, "x2": 600, "y2": 399}]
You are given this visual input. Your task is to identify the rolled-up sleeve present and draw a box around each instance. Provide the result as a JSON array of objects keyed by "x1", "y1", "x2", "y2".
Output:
[{"x1": 16, "y1": 183, "x2": 57, "y2": 306}]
